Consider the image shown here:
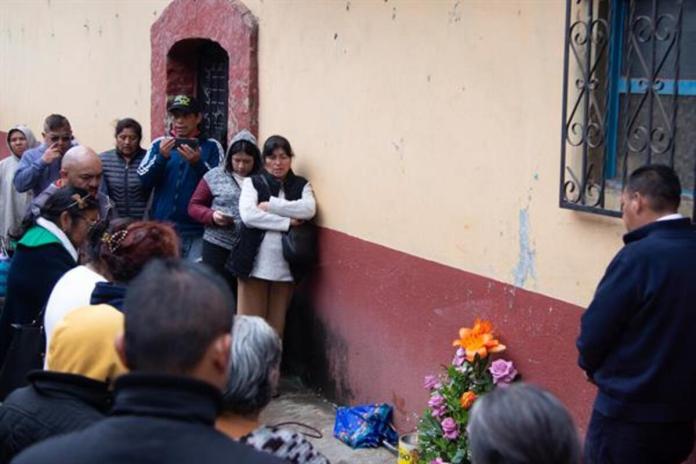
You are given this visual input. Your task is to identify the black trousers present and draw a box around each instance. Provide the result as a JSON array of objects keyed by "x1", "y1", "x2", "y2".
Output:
[
  {"x1": 201, "y1": 240, "x2": 238, "y2": 305},
  {"x1": 584, "y1": 409, "x2": 695, "y2": 464}
]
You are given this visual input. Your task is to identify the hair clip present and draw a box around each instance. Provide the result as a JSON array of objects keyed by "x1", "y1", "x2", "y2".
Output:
[
  {"x1": 67, "y1": 193, "x2": 91, "y2": 210},
  {"x1": 101, "y1": 229, "x2": 129, "y2": 253}
]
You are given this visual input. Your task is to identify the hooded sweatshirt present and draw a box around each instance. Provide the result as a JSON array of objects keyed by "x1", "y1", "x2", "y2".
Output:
[
  {"x1": 188, "y1": 130, "x2": 262, "y2": 251},
  {"x1": 0, "y1": 126, "x2": 37, "y2": 241}
]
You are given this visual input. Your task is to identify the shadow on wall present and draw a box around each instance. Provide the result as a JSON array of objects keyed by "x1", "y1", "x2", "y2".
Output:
[{"x1": 282, "y1": 270, "x2": 355, "y2": 403}]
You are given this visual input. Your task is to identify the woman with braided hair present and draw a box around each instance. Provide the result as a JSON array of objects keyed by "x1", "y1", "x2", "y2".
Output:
[
  {"x1": 44, "y1": 217, "x2": 133, "y2": 352},
  {"x1": 90, "y1": 220, "x2": 180, "y2": 310},
  {"x1": 44, "y1": 221, "x2": 179, "y2": 350},
  {"x1": 0, "y1": 187, "x2": 99, "y2": 396}
]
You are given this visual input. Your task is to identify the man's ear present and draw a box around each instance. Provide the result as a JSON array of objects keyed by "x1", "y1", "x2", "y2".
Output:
[
  {"x1": 114, "y1": 333, "x2": 132, "y2": 369},
  {"x1": 195, "y1": 113, "x2": 203, "y2": 125},
  {"x1": 634, "y1": 192, "x2": 650, "y2": 215},
  {"x1": 213, "y1": 333, "x2": 232, "y2": 374}
]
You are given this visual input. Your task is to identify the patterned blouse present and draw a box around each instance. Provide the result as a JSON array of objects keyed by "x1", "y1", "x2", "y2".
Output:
[{"x1": 240, "y1": 425, "x2": 330, "y2": 464}]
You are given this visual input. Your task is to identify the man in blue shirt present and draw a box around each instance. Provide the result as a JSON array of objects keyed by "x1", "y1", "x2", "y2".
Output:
[
  {"x1": 577, "y1": 165, "x2": 696, "y2": 463},
  {"x1": 13, "y1": 114, "x2": 74, "y2": 197},
  {"x1": 138, "y1": 95, "x2": 223, "y2": 260}
]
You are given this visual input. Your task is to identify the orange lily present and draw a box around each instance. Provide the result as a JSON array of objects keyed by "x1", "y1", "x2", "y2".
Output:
[
  {"x1": 460, "y1": 391, "x2": 477, "y2": 409},
  {"x1": 452, "y1": 319, "x2": 506, "y2": 362}
]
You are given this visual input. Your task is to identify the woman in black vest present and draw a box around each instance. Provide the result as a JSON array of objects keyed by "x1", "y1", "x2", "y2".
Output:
[{"x1": 229, "y1": 135, "x2": 316, "y2": 337}]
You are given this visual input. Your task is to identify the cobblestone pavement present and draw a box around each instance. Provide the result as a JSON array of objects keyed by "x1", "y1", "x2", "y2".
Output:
[{"x1": 263, "y1": 389, "x2": 396, "y2": 464}]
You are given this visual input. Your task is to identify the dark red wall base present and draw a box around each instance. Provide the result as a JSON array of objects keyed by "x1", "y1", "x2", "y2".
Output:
[
  {"x1": 0, "y1": 131, "x2": 9, "y2": 159},
  {"x1": 284, "y1": 227, "x2": 596, "y2": 434}
]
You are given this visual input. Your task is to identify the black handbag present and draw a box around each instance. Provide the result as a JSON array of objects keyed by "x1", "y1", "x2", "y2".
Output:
[
  {"x1": 0, "y1": 314, "x2": 45, "y2": 399},
  {"x1": 258, "y1": 175, "x2": 318, "y2": 267},
  {"x1": 283, "y1": 221, "x2": 317, "y2": 267}
]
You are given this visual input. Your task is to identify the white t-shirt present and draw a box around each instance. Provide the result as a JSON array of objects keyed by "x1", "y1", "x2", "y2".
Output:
[{"x1": 44, "y1": 265, "x2": 107, "y2": 357}]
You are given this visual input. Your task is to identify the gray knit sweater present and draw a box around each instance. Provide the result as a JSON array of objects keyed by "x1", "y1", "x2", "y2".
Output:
[{"x1": 199, "y1": 168, "x2": 244, "y2": 250}]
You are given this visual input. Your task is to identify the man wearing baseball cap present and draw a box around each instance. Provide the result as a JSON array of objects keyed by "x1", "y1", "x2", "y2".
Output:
[{"x1": 138, "y1": 95, "x2": 223, "y2": 260}]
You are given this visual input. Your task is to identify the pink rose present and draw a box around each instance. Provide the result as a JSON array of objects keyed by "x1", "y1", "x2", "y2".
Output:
[
  {"x1": 452, "y1": 347, "x2": 466, "y2": 367},
  {"x1": 428, "y1": 395, "x2": 447, "y2": 418},
  {"x1": 431, "y1": 459, "x2": 449, "y2": 464},
  {"x1": 440, "y1": 417, "x2": 459, "y2": 440},
  {"x1": 423, "y1": 375, "x2": 440, "y2": 390},
  {"x1": 489, "y1": 359, "x2": 517, "y2": 385}
]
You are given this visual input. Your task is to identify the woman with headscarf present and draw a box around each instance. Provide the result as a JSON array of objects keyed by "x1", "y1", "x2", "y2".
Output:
[{"x1": 0, "y1": 125, "x2": 38, "y2": 248}]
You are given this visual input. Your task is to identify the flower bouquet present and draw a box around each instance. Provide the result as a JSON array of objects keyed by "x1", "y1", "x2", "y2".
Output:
[{"x1": 417, "y1": 319, "x2": 518, "y2": 464}]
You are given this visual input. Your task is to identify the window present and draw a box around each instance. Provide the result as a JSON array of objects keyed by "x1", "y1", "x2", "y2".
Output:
[{"x1": 560, "y1": 0, "x2": 696, "y2": 217}]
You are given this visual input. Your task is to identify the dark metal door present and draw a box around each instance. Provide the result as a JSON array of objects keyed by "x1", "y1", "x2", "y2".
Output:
[{"x1": 197, "y1": 42, "x2": 229, "y2": 150}]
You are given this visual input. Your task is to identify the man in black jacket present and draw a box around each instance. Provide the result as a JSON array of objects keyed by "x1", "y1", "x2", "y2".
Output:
[
  {"x1": 577, "y1": 165, "x2": 696, "y2": 463},
  {"x1": 0, "y1": 304, "x2": 125, "y2": 463},
  {"x1": 13, "y1": 259, "x2": 282, "y2": 464},
  {"x1": 0, "y1": 372, "x2": 109, "y2": 464}
]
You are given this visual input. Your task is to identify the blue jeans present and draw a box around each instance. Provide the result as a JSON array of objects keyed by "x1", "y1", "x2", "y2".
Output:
[{"x1": 180, "y1": 236, "x2": 203, "y2": 262}]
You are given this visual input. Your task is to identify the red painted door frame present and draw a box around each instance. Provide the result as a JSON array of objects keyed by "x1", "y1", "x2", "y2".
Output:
[{"x1": 150, "y1": 0, "x2": 258, "y2": 141}]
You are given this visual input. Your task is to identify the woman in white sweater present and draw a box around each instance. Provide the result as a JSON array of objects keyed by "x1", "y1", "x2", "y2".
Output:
[
  {"x1": 43, "y1": 219, "x2": 133, "y2": 350},
  {"x1": 229, "y1": 135, "x2": 316, "y2": 336}
]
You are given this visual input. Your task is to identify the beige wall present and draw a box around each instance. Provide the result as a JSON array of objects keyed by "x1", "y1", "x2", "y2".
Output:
[
  {"x1": 0, "y1": 0, "x2": 626, "y2": 306},
  {"x1": 247, "y1": 0, "x2": 625, "y2": 306},
  {"x1": 0, "y1": 0, "x2": 169, "y2": 149}
]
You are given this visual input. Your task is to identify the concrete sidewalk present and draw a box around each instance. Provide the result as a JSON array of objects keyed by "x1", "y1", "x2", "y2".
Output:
[{"x1": 262, "y1": 389, "x2": 396, "y2": 464}]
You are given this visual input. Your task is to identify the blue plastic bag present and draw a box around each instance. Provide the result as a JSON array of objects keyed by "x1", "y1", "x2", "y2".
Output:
[{"x1": 333, "y1": 403, "x2": 398, "y2": 449}]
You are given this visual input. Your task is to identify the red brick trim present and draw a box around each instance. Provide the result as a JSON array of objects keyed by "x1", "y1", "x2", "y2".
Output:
[{"x1": 150, "y1": 0, "x2": 258, "y2": 140}]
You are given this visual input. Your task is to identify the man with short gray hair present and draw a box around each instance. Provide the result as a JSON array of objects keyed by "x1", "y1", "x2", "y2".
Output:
[
  {"x1": 467, "y1": 383, "x2": 580, "y2": 464},
  {"x1": 216, "y1": 315, "x2": 329, "y2": 464}
]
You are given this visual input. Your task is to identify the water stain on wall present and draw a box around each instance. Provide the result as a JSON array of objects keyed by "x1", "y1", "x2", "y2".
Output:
[{"x1": 513, "y1": 207, "x2": 536, "y2": 288}]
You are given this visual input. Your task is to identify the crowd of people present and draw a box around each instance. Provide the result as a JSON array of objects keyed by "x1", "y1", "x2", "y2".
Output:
[
  {"x1": 0, "y1": 94, "x2": 693, "y2": 464},
  {"x1": 0, "y1": 95, "x2": 323, "y2": 463},
  {"x1": 1, "y1": 94, "x2": 316, "y2": 351}
]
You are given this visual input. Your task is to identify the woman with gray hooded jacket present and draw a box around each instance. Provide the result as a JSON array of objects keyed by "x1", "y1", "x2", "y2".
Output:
[
  {"x1": 0, "y1": 126, "x2": 38, "y2": 247},
  {"x1": 188, "y1": 130, "x2": 262, "y2": 295}
]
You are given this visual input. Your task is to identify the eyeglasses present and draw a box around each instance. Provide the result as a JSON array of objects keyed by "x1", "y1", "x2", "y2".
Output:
[{"x1": 49, "y1": 135, "x2": 73, "y2": 143}]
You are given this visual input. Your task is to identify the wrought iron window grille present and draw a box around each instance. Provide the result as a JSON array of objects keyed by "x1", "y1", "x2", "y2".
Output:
[{"x1": 560, "y1": 0, "x2": 696, "y2": 218}]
